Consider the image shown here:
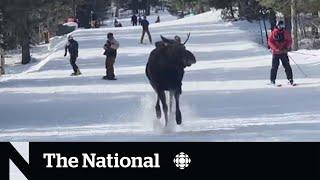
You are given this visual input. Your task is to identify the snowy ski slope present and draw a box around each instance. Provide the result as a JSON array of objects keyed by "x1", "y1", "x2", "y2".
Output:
[{"x1": 1, "y1": 10, "x2": 320, "y2": 141}]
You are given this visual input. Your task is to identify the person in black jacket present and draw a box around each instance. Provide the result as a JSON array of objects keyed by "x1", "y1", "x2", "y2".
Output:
[
  {"x1": 131, "y1": 14, "x2": 138, "y2": 26},
  {"x1": 64, "y1": 35, "x2": 81, "y2": 76},
  {"x1": 140, "y1": 16, "x2": 152, "y2": 44},
  {"x1": 103, "y1": 33, "x2": 120, "y2": 80}
]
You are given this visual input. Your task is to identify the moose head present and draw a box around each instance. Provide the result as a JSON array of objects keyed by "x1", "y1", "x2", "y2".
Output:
[{"x1": 160, "y1": 33, "x2": 196, "y2": 67}]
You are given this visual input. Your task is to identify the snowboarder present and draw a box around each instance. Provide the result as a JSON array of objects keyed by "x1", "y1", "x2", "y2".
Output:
[
  {"x1": 103, "y1": 33, "x2": 119, "y2": 80},
  {"x1": 64, "y1": 35, "x2": 81, "y2": 76},
  {"x1": 140, "y1": 16, "x2": 152, "y2": 44},
  {"x1": 268, "y1": 20, "x2": 294, "y2": 86},
  {"x1": 131, "y1": 14, "x2": 138, "y2": 26}
]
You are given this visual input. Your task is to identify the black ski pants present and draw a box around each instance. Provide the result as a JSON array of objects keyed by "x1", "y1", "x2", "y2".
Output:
[
  {"x1": 70, "y1": 56, "x2": 79, "y2": 73},
  {"x1": 140, "y1": 29, "x2": 152, "y2": 44},
  {"x1": 270, "y1": 53, "x2": 293, "y2": 82}
]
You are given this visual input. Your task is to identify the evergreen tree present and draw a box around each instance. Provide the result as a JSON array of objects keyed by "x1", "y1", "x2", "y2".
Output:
[{"x1": 0, "y1": 0, "x2": 88, "y2": 64}]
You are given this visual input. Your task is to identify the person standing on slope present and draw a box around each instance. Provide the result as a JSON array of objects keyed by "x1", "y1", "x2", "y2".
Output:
[
  {"x1": 138, "y1": 15, "x2": 142, "y2": 25},
  {"x1": 103, "y1": 33, "x2": 119, "y2": 80},
  {"x1": 131, "y1": 14, "x2": 138, "y2": 26},
  {"x1": 140, "y1": 16, "x2": 152, "y2": 44},
  {"x1": 64, "y1": 35, "x2": 81, "y2": 76},
  {"x1": 268, "y1": 20, "x2": 294, "y2": 86}
]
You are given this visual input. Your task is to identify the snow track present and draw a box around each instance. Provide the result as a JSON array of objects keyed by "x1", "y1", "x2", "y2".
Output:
[{"x1": 1, "y1": 10, "x2": 320, "y2": 141}]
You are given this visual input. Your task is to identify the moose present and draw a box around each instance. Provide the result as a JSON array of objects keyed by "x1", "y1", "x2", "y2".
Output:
[{"x1": 146, "y1": 34, "x2": 196, "y2": 126}]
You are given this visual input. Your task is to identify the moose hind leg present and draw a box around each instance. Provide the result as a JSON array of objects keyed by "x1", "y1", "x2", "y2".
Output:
[
  {"x1": 175, "y1": 90, "x2": 182, "y2": 125},
  {"x1": 155, "y1": 96, "x2": 161, "y2": 119},
  {"x1": 169, "y1": 90, "x2": 174, "y2": 114},
  {"x1": 159, "y1": 90, "x2": 169, "y2": 126}
]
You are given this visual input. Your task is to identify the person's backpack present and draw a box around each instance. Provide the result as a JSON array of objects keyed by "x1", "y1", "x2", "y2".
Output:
[{"x1": 275, "y1": 31, "x2": 285, "y2": 43}]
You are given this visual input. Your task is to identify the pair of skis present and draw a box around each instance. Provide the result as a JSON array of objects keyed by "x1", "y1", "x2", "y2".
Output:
[{"x1": 268, "y1": 82, "x2": 297, "y2": 87}]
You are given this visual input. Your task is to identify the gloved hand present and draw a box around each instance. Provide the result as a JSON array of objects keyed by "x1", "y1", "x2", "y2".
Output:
[{"x1": 280, "y1": 47, "x2": 290, "y2": 54}]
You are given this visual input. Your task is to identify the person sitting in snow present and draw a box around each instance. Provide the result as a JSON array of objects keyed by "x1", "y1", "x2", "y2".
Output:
[
  {"x1": 114, "y1": 19, "x2": 122, "y2": 27},
  {"x1": 268, "y1": 20, "x2": 294, "y2": 86},
  {"x1": 155, "y1": 16, "x2": 160, "y2": 23},
  {"x1": 64, "y1": 35, "x2": 81, "y2": 76},
  {"x1": 103, "y1": 32, "x2": 119, "y2": 80}
]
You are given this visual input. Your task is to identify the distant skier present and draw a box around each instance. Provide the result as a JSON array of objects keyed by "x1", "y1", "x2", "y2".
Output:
[
  {"x1": 131, "y1": 14, "x2": 138, "y2": 26},
  {"x1": 268, "y1": 20, "x2": 294, "y2": 86},
  {"x1": 140, "y1": 16, "x2": 152, "y2": 44},
  {"x1": 64, "y1": 35, "x2": 81, "y2": 76},
  {"x1": 103, "y1": 33, "x2": 120, "y2": 80},
  {"x1": 43, "y1": 25, "x2": 50, "y2": 44},
  {"x1": 138, "y1": 15, "x2": 142, "y2": 25}
]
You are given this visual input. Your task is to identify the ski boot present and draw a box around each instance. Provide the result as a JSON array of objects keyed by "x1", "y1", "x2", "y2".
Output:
[
  {"x1": 75, "y1": 69, "x2": 82, "y2": 75},
  {"x1": 71, "y1": 70, "x2": 81, "y2": 76},
  {"x1": 289, "y1": 79, "x2": 297, "y2": 86},
  {"x1": 102, "y1": 76, "x2": 117, "y2": 80},
  {"x1": 270, "y1": 81, "x2": 282, "y2": 87}
]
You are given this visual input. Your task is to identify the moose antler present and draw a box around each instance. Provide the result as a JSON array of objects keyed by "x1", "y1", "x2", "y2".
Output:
[{"x1": 183, "y1": 33, "x2": 191, "y2": 45}]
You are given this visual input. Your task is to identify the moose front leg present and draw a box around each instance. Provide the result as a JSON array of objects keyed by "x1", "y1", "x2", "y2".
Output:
[
  {"x1": 155, "y1": 96, "x2": 161, "y2": 119},
  {"x1": 175, "y1": 90, "x2": 182, "y2": 125}
]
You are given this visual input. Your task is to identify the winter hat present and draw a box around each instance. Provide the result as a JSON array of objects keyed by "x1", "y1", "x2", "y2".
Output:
[
  {"x1": 68, "y1": 35, "x2": 73, "y2": 40},
  {"x1": 107, "y1": 33, "x2": 113, "y2": 38}
]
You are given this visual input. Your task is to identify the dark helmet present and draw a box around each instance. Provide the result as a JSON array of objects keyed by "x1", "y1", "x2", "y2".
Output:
[
  {"x1": 276, "y1": 20, "x2": 285, "y2": 29},
  {"x1": 107, "y1": 32, "x2": 114, "y2": 39}
]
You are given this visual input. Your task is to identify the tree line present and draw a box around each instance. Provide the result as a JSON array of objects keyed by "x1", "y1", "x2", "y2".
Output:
[
  {"x1": 0, "y1": 0, "x2": 110, "y2": 64},
  {"x1": 169, "y1": 0, "x2": 320, "y2": 50},
  {"x1": 1, "y1": 0, "x2": 320, "y2": 65}
]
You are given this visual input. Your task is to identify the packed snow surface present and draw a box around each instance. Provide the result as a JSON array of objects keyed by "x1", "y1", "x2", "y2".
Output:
[{"x1": 1, "y1": 10, "x2": 320, "y2": 141}]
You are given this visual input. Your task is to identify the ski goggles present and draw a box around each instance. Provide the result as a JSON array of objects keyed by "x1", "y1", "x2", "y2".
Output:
[{"x1": 278, "y1": 24, "x2": 285, "y2": 29}]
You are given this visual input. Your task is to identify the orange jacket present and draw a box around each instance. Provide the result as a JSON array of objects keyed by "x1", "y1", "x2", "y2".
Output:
[{"x1": 268, "y1": 28, "x2": 292, "y2": 55}]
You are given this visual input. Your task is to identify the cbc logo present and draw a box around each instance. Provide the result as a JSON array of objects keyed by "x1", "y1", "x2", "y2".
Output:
[{"x1": 173, "y1": 152, "x2": 191, "y2": 169}]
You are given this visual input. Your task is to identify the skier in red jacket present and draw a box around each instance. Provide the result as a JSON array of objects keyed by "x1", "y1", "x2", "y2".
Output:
[{"x1": 268, "y1": 20, "x2": 294, "y2": 85}]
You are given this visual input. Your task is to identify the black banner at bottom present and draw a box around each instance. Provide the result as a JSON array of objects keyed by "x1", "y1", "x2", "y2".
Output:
[{"x1": 0, "y1": 142, "x2": 319, "y2": 180}]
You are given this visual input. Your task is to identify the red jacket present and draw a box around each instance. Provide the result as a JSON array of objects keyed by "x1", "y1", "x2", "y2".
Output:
[{"x1": 268, "y1": 28, "x2": 292, "y2": 55}]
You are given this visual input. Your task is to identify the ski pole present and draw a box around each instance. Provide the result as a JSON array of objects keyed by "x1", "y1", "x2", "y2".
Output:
[
  {"x1": 290, "y1": 51, "x2": 318, "y2": 57},
  {"x1": 288, "y1": 54, "x2": 308, "y2": 78}
]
